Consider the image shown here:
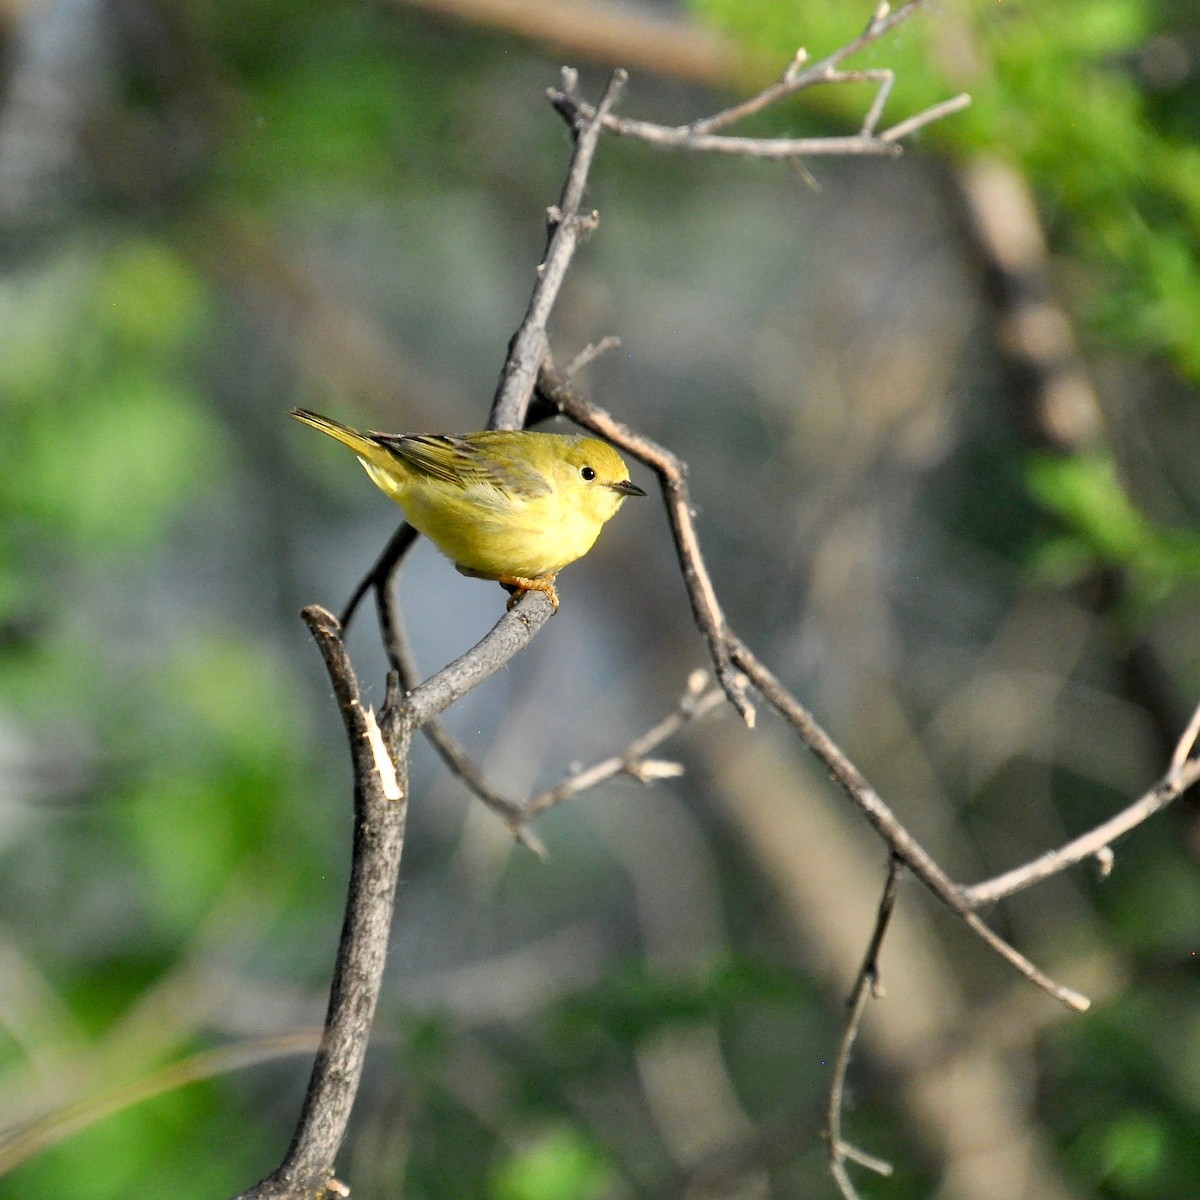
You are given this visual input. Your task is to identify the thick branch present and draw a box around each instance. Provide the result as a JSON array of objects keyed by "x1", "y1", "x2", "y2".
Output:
[
  {"x1": 401, "y1": 592, "x2": 555, "y2": 728},
  {"x1": 236, "y1": 608, "x2": 409, "y2": 1199}
]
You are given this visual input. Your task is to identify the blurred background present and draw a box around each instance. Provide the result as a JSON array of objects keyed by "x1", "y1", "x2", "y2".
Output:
[{"x1": 1, "y1": 0, "x2": 1199, "y2": 1197}]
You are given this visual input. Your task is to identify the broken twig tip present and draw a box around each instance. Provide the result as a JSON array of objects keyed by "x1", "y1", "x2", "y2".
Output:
[
  {"x1": 627, "y1": 758, "x2": 685, "y2": 783},
  {"x1": 1065, "y1": 989, "x2": 1092, "y2": 1014},
  {"x1": 364, "y1": 708, "x2": 402, "y2": 801}
]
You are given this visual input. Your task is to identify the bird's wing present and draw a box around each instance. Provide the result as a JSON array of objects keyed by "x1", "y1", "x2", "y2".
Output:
[{"x1": 372, "y1": 433, "x2": 551, "y2": 497}]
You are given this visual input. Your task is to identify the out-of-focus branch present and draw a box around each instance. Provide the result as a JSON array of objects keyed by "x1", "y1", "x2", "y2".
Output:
[
  {"x1": 957, "y1": 155, "x2": 1190, "y2": 774},
  {"x1": 383, "y1": 0, "x2": 747, "y2": 89},
  {"x1": 828, "y1": 857, "x2": 902, "y2": 1199},
  {"x1": 0, "y1": 1031, "x2": 323, "y2": 1178}
]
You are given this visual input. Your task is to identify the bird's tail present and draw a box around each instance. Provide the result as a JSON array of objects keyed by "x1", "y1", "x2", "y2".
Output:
[{"x1": 290, "y1": 408, "x2": 386, "y2": 460}]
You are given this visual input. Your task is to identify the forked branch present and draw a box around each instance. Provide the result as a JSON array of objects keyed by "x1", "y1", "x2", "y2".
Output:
[{"x1": 550, "y1": 0, "x2": 970, "y2": 160}]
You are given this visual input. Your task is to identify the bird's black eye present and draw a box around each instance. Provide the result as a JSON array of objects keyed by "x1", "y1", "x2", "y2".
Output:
[{"x1": 580, "y1": 466, "x2": 596, "y2": 481}]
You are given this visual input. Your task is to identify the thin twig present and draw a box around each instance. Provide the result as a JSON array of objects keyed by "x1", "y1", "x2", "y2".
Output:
[
  {"x1": 828, "y1": 856, "x2": 902, "y2": 1200},
  {"x1": 520, "y1": 671, "x2": 724, "y2": 820},
  {"x1": 536, "y1": 366, "x2": 756, "y2": 724},
  {"x1": 339, "y1": 522, "x2": 418, "y2": 631},
  {"x1": 489, "y1": 68, "x2": 628, "y2": 432},
  {"x1": 378, "y1": 588, "x2": 549, "y2": 856},
  {"x1": 549, "y1": 0, "x2": 969, "y2": 161},
  {"x1": 730, "y1": 634, "x2": 1091, "y2": 1011},
  {"x1": 879, "y1": 93, "x2": 974, "y2": 143},
  {"x1": 1169, "y1": 699, "x2": 1200, "y2": 775},
  {"x1": 564, "y1": 335, "x2": 621, "y2": 377},
  {"x1": 964, "y1": 705, "x2": 1200, "y2": 908},
  {"x1": 692, "y1": 0, "x2": 923, "y2": 135},
  {"x1": 396, "y1": 623, "x2": 721, "y2": 849}
]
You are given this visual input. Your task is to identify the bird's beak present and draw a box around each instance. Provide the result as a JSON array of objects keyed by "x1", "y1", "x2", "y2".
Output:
[{"x1": 608, "y1": 479, "x2": 647, "y2": 497}]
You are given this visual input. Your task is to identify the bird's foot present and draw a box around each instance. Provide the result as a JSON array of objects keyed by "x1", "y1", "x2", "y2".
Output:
[{"x1": 498, "y1": 575, "x2": 559, "y2": 613}]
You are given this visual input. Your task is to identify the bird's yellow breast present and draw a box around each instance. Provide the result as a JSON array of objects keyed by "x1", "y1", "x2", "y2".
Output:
[{"x1": 362, "y1": 462, "x2": 613, "y2": 579}]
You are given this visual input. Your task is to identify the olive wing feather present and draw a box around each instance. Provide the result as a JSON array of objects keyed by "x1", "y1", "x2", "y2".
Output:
[{"x1": 372, "y1": 432, "x2": 552, "y2": 497}]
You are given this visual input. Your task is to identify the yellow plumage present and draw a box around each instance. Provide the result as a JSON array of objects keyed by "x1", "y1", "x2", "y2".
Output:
[{"x1": 291, "y1": 408, "x2": 645, "y2": 610}]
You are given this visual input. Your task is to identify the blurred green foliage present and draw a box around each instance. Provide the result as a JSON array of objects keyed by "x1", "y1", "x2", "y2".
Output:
[
  {"x1": 490, "y1": 1125, "x2": 611, "y2": 1200},
  {"x1": 1027, "y1": 453, "x2": 1200, "y2": 610},
  {"x1": 692, "y1": 0, "x2": 1200, "y2": 381}
]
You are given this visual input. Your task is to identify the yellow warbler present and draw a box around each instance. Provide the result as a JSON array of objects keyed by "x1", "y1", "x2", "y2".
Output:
[{"x1": 291, "y1": 408, "x2": 645, "y2": 611}]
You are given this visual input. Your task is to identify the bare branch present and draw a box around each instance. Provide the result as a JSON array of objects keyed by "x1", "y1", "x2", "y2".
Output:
[
  {"x1": 489, "y1": 68, "x2": 627, "y2": 432},
  {"x1": 879, "y1": 93, "x2": 974, "y2": 143},
  {"x1": 236, "y1": 608, "x2": 410, "y2": 1199},
  {"x1": 964, "y1": 706, "x2": 1200, "y2": 908},
  {"x1": 378, "y1": 590, "x2": 550, "y2": 857},
  {"x1": 535, "y1": 366, "x2": 1100, "y2": 1008},
  {"x1": 396, "y1": 617, "x2": 721, "y2": 850},
  {"x1": 828, "y1": 856, "x2": 902, "y2": 1200},
  {"x1": 548, "y1": 115, "x2": 908, "y2": 160},
  {"x1": 728, "y1": 635, "x2": 1091, "y2": 1011},
  {"x1": 536, "y1": 366, "x2": 756, "y2": 724},
  {"x1": 547, "y1": 92, "x2": 970, "y2": 161},
  {"x1": 520, "y1": 670, "x2": 724, "y2": 821},
  {"x1": 402, "y1": 593, "x2": 555, "y2": 729},
  {"x1": 549, "y1": 0, "x2": 969, "y2": 162},
  {"x1": 339, "y1": 521, "x2": 418, "y2": 631},
  {"x1": 564, "y1": 335, "x2": 621, "y2": 377},
  {"x1": 1170, "y1": 698, "x2": 1200, "y2": 775},
  {"x1": 694, "y1": 0, "x2": 925, "y2": 135},
  {"x1": 960, "y1": 912, "x2": 1089, "y2": 1012}
]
